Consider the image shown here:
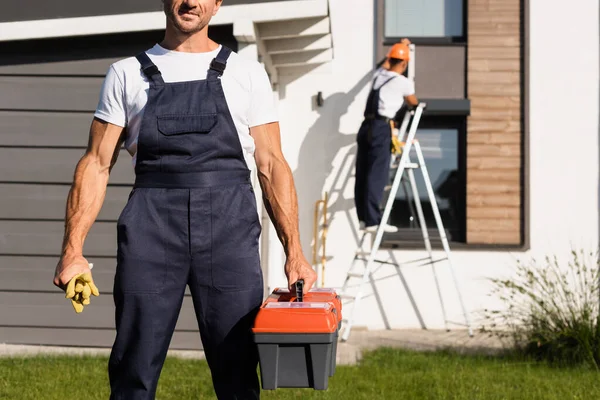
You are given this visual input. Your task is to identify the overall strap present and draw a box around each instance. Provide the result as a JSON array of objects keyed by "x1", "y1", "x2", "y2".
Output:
[
  {"x1": 375, "y1": 75, "x2": 398, "y2": 90},
  {"x1": 208, "y1": 46, "x2": 232, "y2": 80},
  {"x1": 135, "y1": 52, "x2": 165, "y2": 86},
  {"x1": 364, "y1": 75, "x2": 398, "y2": 119}
]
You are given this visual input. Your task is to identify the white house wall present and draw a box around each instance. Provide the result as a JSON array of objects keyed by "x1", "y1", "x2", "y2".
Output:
[{"x1": 269, "y1": 0, "x2": 600, "y2": 332}]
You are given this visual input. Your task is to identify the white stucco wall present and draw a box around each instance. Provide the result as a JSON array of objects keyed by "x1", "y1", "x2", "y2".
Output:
[{"x1": 267, "y1": 0, "x2": 599, "y2": 335}]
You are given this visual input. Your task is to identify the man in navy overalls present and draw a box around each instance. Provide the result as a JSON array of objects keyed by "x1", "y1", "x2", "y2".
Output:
[
  {"x1": 354, "y1": 40, "x2": 419, "y2": 233},
  {"x1": 52, "y1": 1, "x2": 317, "y2": 399}
]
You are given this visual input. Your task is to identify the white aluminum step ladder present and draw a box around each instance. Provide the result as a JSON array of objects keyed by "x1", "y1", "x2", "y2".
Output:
[{"x1": 339, "y1": 102, "x2": 473, "y2": 342}]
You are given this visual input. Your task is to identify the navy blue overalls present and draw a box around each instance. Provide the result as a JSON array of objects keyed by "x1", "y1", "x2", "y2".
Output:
[
  {"x1": 354, "y1": 75, "x2": 397, "y2": 227},
  {"x1": 108, "y1": 46, "x2": 264, "y2": 400}
]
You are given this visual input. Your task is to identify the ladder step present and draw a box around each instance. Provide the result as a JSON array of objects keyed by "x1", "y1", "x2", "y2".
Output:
[
  {"x1": 357, "y1": 258, "x2": 399, "y2": 266},
  {"x1": 391, "y1": 162, "x2": 419, "y2": 169},
  {"x1": 346, "y1": 272, "x2": 363, "y2": 278},
  {"x1": 338, "y1": 294, "x2": 356, "y2": 300}
]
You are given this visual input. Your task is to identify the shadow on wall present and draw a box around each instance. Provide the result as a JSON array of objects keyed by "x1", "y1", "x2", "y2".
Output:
[{"x1": 291, "y1": 69, "x2": 376, "y2": 259}]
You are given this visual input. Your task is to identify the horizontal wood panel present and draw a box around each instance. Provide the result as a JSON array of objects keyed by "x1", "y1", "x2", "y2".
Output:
[
  {"x1": 0, "y1": 0, "x2": 161, "y2": 23},
  {"x1": 469, "y1": 108, "x2": 521, "y2": 121},
  {"x1": 0, "y1": 58, "x2": 118, "y2": 77},
  {"x1": 469, "y1": 15, "x2": 521, "y2": 24},
  {"x1": 0, "y1": 184, "x2": 131, "y2": 221},
  {"x1": 469, "y1": 4, "x2": 520, "y2": 13},
  {"x1": 468, "y1": 119, "x2": 521, "y2": 133},
  {"x1": 467, "y1": 169, "x2": 520, "y2": 183},
  {"x1": 469, "y1": 72, "x2": 520, "y2": 85},
  {"x1": 0, "y1": 327, "x2": 202, "y2": 350},
  {"x1": 468, "y1": 59, "x2": 521, "y2": 72},
  {"x1": 467, "y1": 133, "x2": 521, "y2": 144},
  {"x1": 466, "y1": 182, "x2": 520, "y2": 194},
  {"x1": 0, "y1": 292, "x2": 199, "y2": 331},
  {"x1": 466, "y1": 0, "x2": 523, "y2": 246},
  {"x1": 469, "y1": 36, "x2": 521, "y2": 48},
  {"x1": 0, "y1": 148, "x2": 135, "y2": 185},
  {"x1": 0, "y1": 256, "x2": 195, "y2": 296},
  {"x1": 0, "y1": 256, "x2": 117, "y2": 292},
  {"x1": 466, "y1": 218, "x2": 520, "y2": 232},
  {"x1": 467, "y1": 194, "x2": 521, "y2": 207},
  {"x1": 0, "y1": 221, "x2": 117, "y2": 256},
  {"x1": 468, "y1": 156, "x2": 521, "y2": 169},
  {"x1": 468, "y1": 47, "x2": 520, "y2": 60},
  {"x1": 470, "y1": 0, "x2": 519, "y2": 4},
  {"x1": 467, "y1": 207, "x2": 520, "y2": 219},
  {"x1": 467, "y1": 144, "x2": 521, "y2": 157},
  {"x1": 469, "y1": 84, "x2": 520, "y2": 96},
  {"x1": 469, "y1": 25, "x2": 520, "y2": 37},
  {"x1": 0, "y1": 111, "x2": 94, "y2": 147},
  {"x1": 470, "y1": 96, "x2": 521, "y2": 109},
  {"x1": 466, "y1": 230, "x2": 521, "y2": 245},
  {"x1": 0, "y1": 76, "x2": 103, "y2": 111}
]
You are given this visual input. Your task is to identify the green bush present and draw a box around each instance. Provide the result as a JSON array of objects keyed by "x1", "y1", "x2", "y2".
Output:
[{"x1": 481, "y1": 249, "x2": 600, "y2": 369}]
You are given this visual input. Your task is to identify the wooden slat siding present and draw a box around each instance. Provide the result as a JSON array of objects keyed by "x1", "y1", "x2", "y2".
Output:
[
  {"x1": 469, "y1": 23, "x2": 520, "y2": 36},
  {"x1": 468, "y1": 170, "x2": 520, "y2": 183},
  {"x1": 0, "y1": 76, "x2": 104, "y2": 111},
  {"x1": 467, "y1": 0, "x2": 523, "y2": 245},
  {"x1": 0, "y1": 58, "x2": 120, "y2": 76},
  {"x1": 0, "y1": 327, "x2": 203, "y2": 350},
  {"x1": 469, "y1": 59, "x2": 520, "y2": 72},
  {"x1": 0, "y1": 293, "x2": 199, "y2": 331},
  {"x1": 0, "y1": 148, "x2": 135, "y2": 185},
  {"x1": 468, "y1": 208, "x2": 520, "y2": 219},
  {"x1": 467, "y1": 231, "x2": 521, "y2": 244},
  {"x1": 0, "y1": 184, "x2": 130, "y2": 221},
  {"x1": 0, "y1": 31, "x2": 238, "y2": 350},
  {"x1": 0, "y1": 221, "x2": 118, "y2": 256},
  {"x1": 468, "y1": 144, "x2": 520, "y2": 157},
  {"x1": 468, "y1": 133, "x2": 521, "y2": 144},
  {"x1": 0, "y1": 111, "x2": 93, "y2": 147},
  {"x1": 0, "y1": 256, "x2": 117, "y2": 292},
  {"x1": 0, "y1": 256, "x2": 195, "y2": 295}
]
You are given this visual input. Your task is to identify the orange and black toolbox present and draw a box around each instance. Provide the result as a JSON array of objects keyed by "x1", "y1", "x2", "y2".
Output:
[{"x1": 252, "y1": 280, "x2": 342, "y2": 390}]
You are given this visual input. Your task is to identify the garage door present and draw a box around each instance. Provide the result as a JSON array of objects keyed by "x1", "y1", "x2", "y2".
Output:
[{"x1": 0, "y1": 27, "x2": 238, "y2": 349}]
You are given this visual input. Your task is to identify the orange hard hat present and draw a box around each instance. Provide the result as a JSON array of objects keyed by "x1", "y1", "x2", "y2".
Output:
[{"x1": 387, "y1": 43, "x2": 410, "y2": 61}]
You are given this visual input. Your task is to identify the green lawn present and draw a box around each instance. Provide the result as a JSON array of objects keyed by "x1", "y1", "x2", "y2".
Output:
[{"x1": 1, "y1": 348, "x2": 600, "y2": 399}]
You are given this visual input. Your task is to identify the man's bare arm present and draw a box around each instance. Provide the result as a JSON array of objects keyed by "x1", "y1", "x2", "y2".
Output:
[
  {"x1": 53, "y1": 118, "x2": 125, "y2": 289},
  {"x1": 404, "y1": 94, "x2": 419, "y2": 107},
  {"x1": 251, "y1": 122, "x2": 317, "y2": 291}
]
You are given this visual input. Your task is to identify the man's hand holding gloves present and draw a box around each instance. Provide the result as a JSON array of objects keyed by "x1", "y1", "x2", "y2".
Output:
[
  {"x1": 54, "y1": 256, "x2": 100, "y2": 313},
  {"x1": 65, "y1": 270, "x2": 100, "y2": 313}
]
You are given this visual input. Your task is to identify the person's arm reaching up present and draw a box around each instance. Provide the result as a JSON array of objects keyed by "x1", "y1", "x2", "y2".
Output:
[
  {"x1": 53, "y1": 118, "x2": 125, "y2": 289},
  {"x1": 404, "y1": 94, "x2": 419, "y2": 107},
  {"x1": 251, "y1": 122, "x2": 318, "y2": 292}
]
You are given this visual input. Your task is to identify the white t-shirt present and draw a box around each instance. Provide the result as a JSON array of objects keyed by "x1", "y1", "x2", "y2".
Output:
[
  {"x1": 371, "y1": 68, "x2": 415, "y2": 119},
  {"x1": 94, "y1": 44, "x2": 278, "y2": 169}
]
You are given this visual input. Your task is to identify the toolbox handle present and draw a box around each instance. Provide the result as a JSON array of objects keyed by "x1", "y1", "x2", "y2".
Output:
[{"x1": 295, "y1": 279, "x2": 304, "y2": 302}]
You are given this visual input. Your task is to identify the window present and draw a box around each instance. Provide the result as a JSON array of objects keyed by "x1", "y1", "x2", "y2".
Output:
[
  {"x1": 383, "y1": 117, "x2": 466, "y2": 248},
  {"x1": 384, "y1": 0, "x2": 464, "y2": 40}
]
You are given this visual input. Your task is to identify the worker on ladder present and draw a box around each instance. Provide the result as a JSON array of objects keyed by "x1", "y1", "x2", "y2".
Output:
[{"x1": 354, "y1": 38, "x2": 419, "y2": 233}]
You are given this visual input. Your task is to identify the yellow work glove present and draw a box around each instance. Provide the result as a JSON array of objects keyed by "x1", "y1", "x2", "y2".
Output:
[
  {"x1": 391, "y1": 135, "x2": 402, "y2": 155},
  {"x1": 65, "y1": 272, "x2": 100, "y2": 313}
]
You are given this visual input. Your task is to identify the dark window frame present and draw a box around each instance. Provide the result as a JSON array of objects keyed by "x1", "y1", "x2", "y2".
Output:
[
  {"x1": 381, "y1": 114, "x2": 467, "y2": 250},
  {"x1": 381, "y1": 0, "x2": 468, "y2": 45}
]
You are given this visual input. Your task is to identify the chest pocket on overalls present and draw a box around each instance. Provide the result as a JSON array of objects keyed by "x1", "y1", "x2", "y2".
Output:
[{"x1": 157, "y1": 114, "x2": 218, "y2": 135}]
